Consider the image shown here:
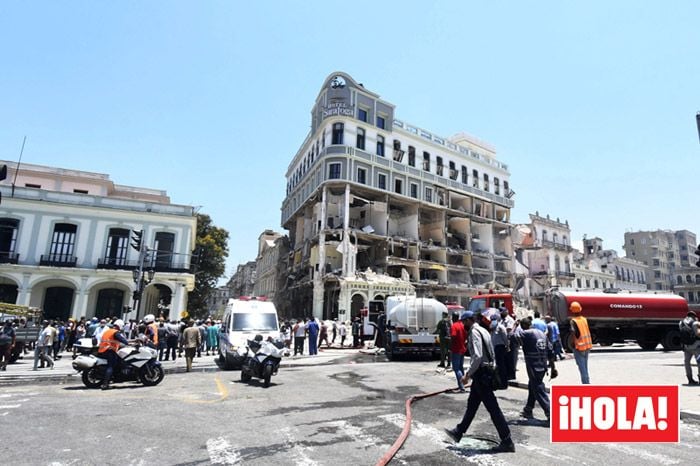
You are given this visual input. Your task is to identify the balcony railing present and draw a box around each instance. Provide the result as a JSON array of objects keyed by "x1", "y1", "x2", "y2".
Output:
[
  {"x1": 40, "y1": 254, "x2": 77, "y2": 267},
  {"x1": 97, "y1": 257, "x2": 139, "y2": 270},
  {"x1": 0, "y1": 252, "x2": 19, "y2": 264}
]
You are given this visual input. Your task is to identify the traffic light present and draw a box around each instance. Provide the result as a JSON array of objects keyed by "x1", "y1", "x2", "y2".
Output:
[{"x1": 131, "y1": 229, "x2": 143, "y2": 251}]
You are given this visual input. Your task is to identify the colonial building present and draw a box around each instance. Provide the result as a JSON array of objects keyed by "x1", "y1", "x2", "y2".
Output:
[
  {"x1": 253, "y1": 229, "x2": 286, "y2": 302},
  {"x1": 205, "y1": 286, "x2": 231, "y2": 318},
  {"x1": 513, "y1": 213, "x2": 574, "y2": 313},
  {"x1": 581, "y1": 236, "x2": 648, "y2": 291},
  {"x1": 0, "y1": 161, "x2": 196, "y2": 321},
  {"x1": 227, "y1": 261, "x2": 256, "y2": 298},
  {"x1": 280, "y1": 72, "x2": 514, "y2": 320}
]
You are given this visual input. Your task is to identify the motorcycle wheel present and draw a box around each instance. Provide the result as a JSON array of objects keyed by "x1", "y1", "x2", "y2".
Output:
[
  {"x1": 82, "y1": 367, "x2": 105, "y2": 389},
  {"x1": 241, "y1": 369, "x2": 252, "y2": 382},
  {"x1": 263, "y1": 364, "x2": 273, "y2": 388},
  {"x1": 139, "y1": 364, "x2": 165, "y2": 386}
]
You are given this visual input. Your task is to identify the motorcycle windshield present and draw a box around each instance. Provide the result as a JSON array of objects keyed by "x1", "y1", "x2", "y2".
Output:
[{"x1": 232, "y1": 313, "x2": 278, "y2": 332}]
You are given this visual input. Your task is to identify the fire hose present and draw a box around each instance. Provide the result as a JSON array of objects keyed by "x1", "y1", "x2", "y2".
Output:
[{"x1": 374, "y1": 386, "x2": 463, "y2": 466}]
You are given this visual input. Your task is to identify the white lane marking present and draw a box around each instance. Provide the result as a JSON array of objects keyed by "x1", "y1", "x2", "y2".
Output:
[
  {"x1": 0, "y1": 394, "x2": 12, "y2": 398},
  {"x1": 206, "y1": 437, "x2": 242, "y2": 465},
  {"x1": 1, "y1": 412, "x2": 9, "y2": 416},
  {"x1": 379, "y1": 414, "x2": 507, "y2": 466},
  {"x1": 326, "y1": 420, "x2": 387, "y2": 450},
  {"x1": 603, "y1": 444, "x2": 680, "y2": 465},
  {"x1": 0, "y1": 404, "x2": 20, "y2": 409},
  {"x1": 281, "y1": 427, "x2": 319, "y2": 466}
]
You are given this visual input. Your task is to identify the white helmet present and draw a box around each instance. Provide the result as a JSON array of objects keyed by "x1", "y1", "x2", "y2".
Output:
[
  {"x1": 113, "y1": 319, "x2": 124, "y2": 328},
  {"x1": 143, "y1": 314, "x2": 155, "y2": 324}
]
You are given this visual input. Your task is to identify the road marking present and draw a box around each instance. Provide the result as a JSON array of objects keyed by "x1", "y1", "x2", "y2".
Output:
[
  {"x1": 603, "y1": 444, "x2": 680, "y2": 465},
  {"x1": 182, "y1": 375, "x2": 229, "y2": 404},
  {"x1": 281, "y1": 427, "x2": 319, "y2": 466},
  {"x1": 326, "y1": 420, "x2": 387, "y2": 450},
  {"x1": 0, "y1": 404, "x2": 20, "y2": 409},
  {"x1": 379, "y1": 414, "x2": 506, "y2": 466},
  {"x1": 206, "y1": 437, "x2": 241, "y2": 464}
]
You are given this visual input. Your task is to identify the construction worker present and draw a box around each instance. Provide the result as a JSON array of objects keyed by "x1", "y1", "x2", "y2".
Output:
[
  {"x1": 98, "y1": 319, "x2": 128, "y2": 390},
  {"x1": 569, "y1": 301, "x2": 592, "y2": 384},
  {"x1": 445, "y1": 311, "x2": 515, "y2": 453}
]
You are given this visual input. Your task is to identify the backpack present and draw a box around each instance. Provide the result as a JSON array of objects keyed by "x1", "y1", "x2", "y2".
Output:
[{"x1": 679, "y1": 317, "x2": 697, "y2": 345}]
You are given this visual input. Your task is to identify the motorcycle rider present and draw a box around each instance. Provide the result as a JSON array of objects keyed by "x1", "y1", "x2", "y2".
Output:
[{"x1": 98, "y1": 319, "x2": 129, "y2": 390}]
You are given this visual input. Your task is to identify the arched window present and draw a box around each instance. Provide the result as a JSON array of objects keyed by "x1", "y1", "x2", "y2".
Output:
[
  {"x1": 554, "y1": 256, "x2": 561, "y2": 273},
  {"x1": 542, "y1": 230, "x2": 548, "y2": 242},
  {"x1": 687, "y1": 274, "x2": 693, "y2": 284},
  {"x1": 553, "y1": 232, "x2": 559, "y2": 244},
  {"x1": 104, "y1": 228, "x2": 130, "y2": 266}
]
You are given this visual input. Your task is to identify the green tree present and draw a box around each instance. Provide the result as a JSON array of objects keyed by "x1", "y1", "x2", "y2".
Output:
[{"x1": 187, "y1": 213, "x2": 229, "y2": 318}]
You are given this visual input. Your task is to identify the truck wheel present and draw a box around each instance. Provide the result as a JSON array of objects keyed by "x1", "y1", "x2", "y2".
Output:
[
  {"x1": 661, "y1": 330, "x2": 681, "y2": 351},
  {"x1": 637, "y1": 340, "x2": 659, "y2": 351}
]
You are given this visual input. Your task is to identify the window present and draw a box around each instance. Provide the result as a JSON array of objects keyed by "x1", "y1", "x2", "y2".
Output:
[
  {"x1": 423, "y1": 152, "x2": 430, "y2": 171},
  {"x1": 504, "y1": 180, "x2": 509, "y2": 195},
  {"x1": 483, "y1": 173, "x2": 489, "y2": 192},
  {"x1": 424, "y1": 187, "x2": 433, "y2": 202},
  {"x1": 394, "y1": 179, "x2": 403, "y2": 194},
  {"x1": 689, "y1": 291, "x2": 696, "y2": 303},
  {"x1": 494, "y1": 178, "x2": 500, "y2": 195},
  {"x1": 0, "y1": 218, "x2": 19, "y2": 260},
  {"x1": 392, "y1": 140, "x2": 404, "y2": 162},
  {"x1": 153, "y1": 232, "x2": 175, "y2": 269},
  {"x1": 329, "y1": 163, "x2": 341, "y2": 179},
  {"x1": 449, "y1": 161, "x2": 457, "y2": 180},
  {"x1": 356, "y1": 128, "x2": 365, "y2": 150},
  {"x1": 49, "y1": 223, "x2": 77, "y2": 262},
  {"x1": 376, "y1": 135, "x2": 385, "y2": 156},
  {"x1": 378, "y1": 173, "x2": 387, "y2": 190},
  {"x1": 408, "y1": 146, "x2": 416, "y2": 167},
  {"x1": 542, "y1": 230, "x2": 548, "y2": 241},
  {"x1": 358, "y1": 108, "x2": 368, "y2": 122},
  {"x1": 322, "y1": 129, "x2": 326, "y2": 148},
  {"x1": 461, "y1": 166, "x2": 468, "y2": 184},
  {"x1": 410, "y1": 183, "x2": 418, "y2": 199},
  {"x1": 472, "y1": 170, "x2": 479, "y2": 188},
  {"x1": 104, "y1": 228, "x2": 129, "y2": 266},
  {"x1": 376, "y1": 115, "x2": 385, "y2": 129},
  {"x1": 436, "y1": 156, "x2": 444, "y2": 176},
  {"x1": 677, "y1": 276, "x2": 683, "y2": 285},
  {"x1": 357, "y1": 167, "x2": 367, "y2": 184},
  {"x1": 332, "y1": 123, "x2": 344, "y2": 145}
]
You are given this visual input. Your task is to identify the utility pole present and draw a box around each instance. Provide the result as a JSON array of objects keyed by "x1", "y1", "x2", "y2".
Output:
[{"x1": 130, "y1": 229, "x2": 155, "y2": 320}]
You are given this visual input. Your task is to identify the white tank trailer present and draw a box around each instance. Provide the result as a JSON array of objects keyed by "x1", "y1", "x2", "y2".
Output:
[{"x1": 384, "y1": 296, "x2": 448, "y2": 361}]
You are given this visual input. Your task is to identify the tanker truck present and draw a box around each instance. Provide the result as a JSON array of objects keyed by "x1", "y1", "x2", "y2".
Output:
[
  {"x1": 383, "y1": 296, "x2": 461, "y2": 360},
  {"x1": 544, "y1": 288, "x2": 689, "y2": 351}
]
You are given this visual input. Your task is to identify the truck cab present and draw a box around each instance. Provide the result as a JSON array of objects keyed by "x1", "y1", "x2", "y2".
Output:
[{"x1": 467, "y1": 292, "x2": 514, "y2": 317}]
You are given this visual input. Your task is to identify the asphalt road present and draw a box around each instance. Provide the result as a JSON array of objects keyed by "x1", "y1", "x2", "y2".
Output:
[{"x1": 3, "y1": 352, "x2": 700, "y2": 465}]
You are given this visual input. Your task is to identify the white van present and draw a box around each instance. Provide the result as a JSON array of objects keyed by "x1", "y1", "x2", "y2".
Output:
[{"x1": 218, "y1": 296, "x2": 280, "y2": 369}]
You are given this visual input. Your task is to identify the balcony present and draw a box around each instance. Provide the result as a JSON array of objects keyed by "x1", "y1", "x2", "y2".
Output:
[
  {"x1": 541, "y1": 239, "x2": 573, "y2": 252},
  {"x1": 0, "y1": 252, "x2": 19, "y2": 264},
  {"x1": 40, "y1": 254, "x2": 77, "y2": 267},
  {"x1": 97, "y1": 257, "x2": 139, "y2": 270},
  {"x1": 556, "y1": 271, "x2": 576, "y2": 279}
]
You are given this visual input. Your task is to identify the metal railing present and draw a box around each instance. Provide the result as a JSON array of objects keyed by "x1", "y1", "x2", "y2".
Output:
[{"x1": 40, "y1": 254, "x2": 77, "y2": 267}]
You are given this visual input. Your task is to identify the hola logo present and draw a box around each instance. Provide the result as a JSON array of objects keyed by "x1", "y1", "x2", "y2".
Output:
[{"x1": 551, "y1": 385, "x2": 679, "y2": 443}]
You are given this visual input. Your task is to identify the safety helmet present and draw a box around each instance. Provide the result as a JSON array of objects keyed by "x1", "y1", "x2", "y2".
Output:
[
  {"x1": 113, "y1": 319, "x2": 124, "y2": 328},
  {"x1": 143, "y1": 314, "x2": 155, "y2": 323},
  {"x1": 569, "y1": 301, "x2": 582, "y2": 313}
]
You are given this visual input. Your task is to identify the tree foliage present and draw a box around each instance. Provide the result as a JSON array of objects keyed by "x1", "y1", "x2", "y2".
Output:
[{"x1": 187, "y1": 213, "x2": 229, "y2": 317}]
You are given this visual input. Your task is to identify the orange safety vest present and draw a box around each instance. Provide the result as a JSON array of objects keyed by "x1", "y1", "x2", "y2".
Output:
[
  {"x1": 149, "y1": 322, "x2": 159, "y2": 345},
  {"x1": 98, "y1": 328, "x2": 121, "y2": 353},
  {"x1": 572, "y1": 315, "x2": 593, "y2": 351}
]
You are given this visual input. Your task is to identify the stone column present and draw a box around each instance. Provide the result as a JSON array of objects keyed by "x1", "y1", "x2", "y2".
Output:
[{"x1": 313, "y1": 186, "x2": 327, "y2": 320}]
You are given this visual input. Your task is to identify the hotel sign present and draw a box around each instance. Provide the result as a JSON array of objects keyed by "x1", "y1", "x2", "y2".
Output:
[{"x1": 322, "y1": 101, "x2": 354, "y2": 119}]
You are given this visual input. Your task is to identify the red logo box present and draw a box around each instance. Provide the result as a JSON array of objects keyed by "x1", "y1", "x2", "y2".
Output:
[{"x1": 551, "y1": 385, "x2": 679, "y2": 443}]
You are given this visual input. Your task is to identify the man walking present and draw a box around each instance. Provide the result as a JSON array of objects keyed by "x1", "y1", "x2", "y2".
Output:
[
  {"x1": 436, "y1": 311, "x2": 451, "y2": 369},
  {"x1": 491, "y1": 313, "x2": 509, "y2": 390},
  {"x1": 569, "y1": 301, "x2": 592, "y2": 384},
  {"x1": 293, "y1": 319, "x2": 306, "y2": 356},
  {"x1": 33, "y1": 320, "x2": 54, "y2": 370},
  {"x1": 518, "y1": 317, "x2": 555, "y2": 422},
  {"x1": 545, "y1": 315, "x2": 565, "y2": 360},
  {"x1": 449, "y1": 311, "x2": 466, "y2": 392},
  {"x1": 679, "y1": 311, "x2": 700, "y2": 385},
  {"x1": 445, "y1": 311, "x2": 515, "y2": 453},
  {"x1": 0, "y1": 320, "x2": 15, "y2": 371},
  {"x1": 181, "y1": 320, "x2": 201, "y2": 372}
]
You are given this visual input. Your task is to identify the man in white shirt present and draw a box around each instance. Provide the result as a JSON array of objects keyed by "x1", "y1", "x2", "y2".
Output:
[{"x1": 33, "y1": 321, "x2": 54, "y2": 370}]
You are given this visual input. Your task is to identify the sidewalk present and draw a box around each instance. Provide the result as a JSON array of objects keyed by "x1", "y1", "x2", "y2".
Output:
[
  {"x1": 0, "y1": 346, "x2": 358, "y2": 387},
  {"x1": 507, "y1": 347, "x2": 700, "y2": 422}
]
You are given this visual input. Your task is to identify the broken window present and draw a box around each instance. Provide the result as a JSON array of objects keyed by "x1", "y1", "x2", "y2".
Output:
[
  {"x1": 472, "y1": 169, "x2": 479, "y2": 188},
  {"x1": 332, "y1": 123, "x2": 344, "y2": 145},
  {"x1": 449, "y1": 161, "x2": 457, "y2": 180},
  {"x1": 483, "y1": 173, "x2": 489, "y2": 192},
  {"x1": 377, "y1": 135, "x2": 385, "y2": 157},
  {"x1": 392, "y1": 140, "x2": 404, "y2": 162},
  {"x1": 408, "y1": 146, "x2": 416, "y2": 167},
  {"x1": 461, "y1": 166, "x2": 468, "y2": 184},
  {"x1": 494, "y1": 177, "x2": 500, "y2": 195},
  {"x1": 356, "y1": 128, "x2": 365, "y2": 150},
  {"x1": 423, "y1": 152, "x2": 430, "y2": 171},
  {"x1": 395, "y1": 178, "x2": 403, "y2": 194},
  {"x1": 436, "y1": 156, "x2": 444, "y2": 176}
]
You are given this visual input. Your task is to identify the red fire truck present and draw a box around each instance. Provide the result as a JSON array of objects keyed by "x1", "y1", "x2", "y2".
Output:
[
  {"x1": 466, "y1": 291, "x2": 515, "y2": 317},
  {"x1": 544, "y1": 288, "x2": 689, "y2": 351}
]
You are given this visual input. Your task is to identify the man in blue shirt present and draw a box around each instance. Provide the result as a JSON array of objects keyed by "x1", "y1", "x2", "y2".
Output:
[
  {"x1": 545, "y1": 315, "x2": 565, "y2": 360},
  {"x1": 531, "y1": 311, "x2": 548, "y2": 335},
  {"x1": 518, "y1": 317, "x2": 556, "y2": 422}
]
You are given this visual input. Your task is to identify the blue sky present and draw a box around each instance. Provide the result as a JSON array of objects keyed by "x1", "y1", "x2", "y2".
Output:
[{"x1": 1, "y1": 2, "x2": 699, "y2": 280}]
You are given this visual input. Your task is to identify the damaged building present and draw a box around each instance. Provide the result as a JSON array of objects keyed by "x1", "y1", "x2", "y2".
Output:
[{"x1": 280, "y1": 72, "x2": 515, "y2": 320}]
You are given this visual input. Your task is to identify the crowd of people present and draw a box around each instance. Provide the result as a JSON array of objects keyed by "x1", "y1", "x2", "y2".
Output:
[
  {"x1": 0, "y1": 314, "x2": 224, "y2": 371},
  {"x1": 279, "y1": 316, "x2": 365, "y2": 356}
]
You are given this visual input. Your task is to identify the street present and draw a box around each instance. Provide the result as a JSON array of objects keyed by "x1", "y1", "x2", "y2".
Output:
[{"x1": 3, "y1": 347, "x2": 700, "y2": 465}]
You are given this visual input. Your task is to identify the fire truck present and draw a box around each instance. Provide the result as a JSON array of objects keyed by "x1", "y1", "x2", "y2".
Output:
[
  {"x1": 466, "y1": 291, "x2": 515, "y2": 316},
  {"x1": 544, "y1": 288, "x2": 689, "y2": 351}
]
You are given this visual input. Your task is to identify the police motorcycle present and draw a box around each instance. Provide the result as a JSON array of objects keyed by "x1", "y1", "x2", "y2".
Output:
[
  {"x1": 240, "y1": 335, "x2": 285, "y2": 387},
  {"x1": 72, "y1": 327, "x2": 164, "y2": 389}
]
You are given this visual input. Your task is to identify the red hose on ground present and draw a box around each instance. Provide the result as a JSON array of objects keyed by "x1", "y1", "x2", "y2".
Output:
[{"x1": 375, "y1": 386, "x2": 466, "y2": 466}]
